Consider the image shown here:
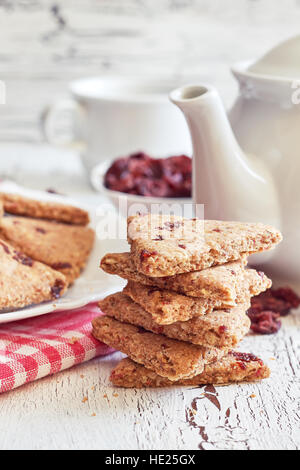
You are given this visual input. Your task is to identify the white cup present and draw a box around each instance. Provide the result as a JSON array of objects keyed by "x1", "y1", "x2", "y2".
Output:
[{"x1": 41, "y1": 77, "x2": 192, "y2": 172}]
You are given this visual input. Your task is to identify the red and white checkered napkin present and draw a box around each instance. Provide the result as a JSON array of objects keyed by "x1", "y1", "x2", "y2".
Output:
[{"x1": 0, "y1": 303, "x2": 113, "y2": 393}]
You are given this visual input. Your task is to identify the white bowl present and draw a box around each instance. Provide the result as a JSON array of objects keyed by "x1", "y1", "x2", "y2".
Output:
[{"x1": 90, "y1": 160, "x2": 192, "y2": 216}]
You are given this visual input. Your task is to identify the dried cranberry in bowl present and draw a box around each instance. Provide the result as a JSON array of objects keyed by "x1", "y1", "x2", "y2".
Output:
[{"x1": 104, "y1": 152, "x2": 192, "y2": 198}]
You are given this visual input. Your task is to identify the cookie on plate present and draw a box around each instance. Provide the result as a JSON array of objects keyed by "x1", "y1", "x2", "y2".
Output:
[
  {"x1": 0, "y1": 238, "x2": 67, "y2": 310},
  {"x1": 0, "y1": 192, "x2": 89, "y2": 226},
  {"x1": 0, "y1": 216, "x2": 95, "y2": 284}
]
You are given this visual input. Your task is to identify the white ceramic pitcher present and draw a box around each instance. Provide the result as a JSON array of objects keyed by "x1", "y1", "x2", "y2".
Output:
[{"x1": 170, "y1": 36, "x2": 300, "y2": 281}]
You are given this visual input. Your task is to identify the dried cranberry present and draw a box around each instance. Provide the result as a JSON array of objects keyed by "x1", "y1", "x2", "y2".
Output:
[
  {"x1": 231, "y1": 351, "x2": 262, "y2": 364},
  {"x1": 250, "y1": 291, "x2": 289, "y2": 316},
  {"x1": 12, "y1": 251, "x2": 33, "y2": 266},
  {"x1": 218, "y1": 325, "x2": 228, "y2": 334},
  {"x1": 250, "y1": 311, "x2": 281, "y2": 335},
  {"x1": 51, "y1": 279, "x2": 65, "y2": 299},
  {"x1": 135, "y1": 179, "x2": 169, "y2": 198},
  {"x1": 247, "y1": 285, "x2": 300, "y2": 335},
  {"x1": 51, "y1": 262, "x2": 72, "y2": 270},
  {"x1": 140, "y1": 250, "x2": 158, "y2": 262},
  {"x1": 162, "y1": 155, "x2": 192, "y2": 197},
  {"x1": 272, "y1": 287, "x2": 300, "y2": 309},
  {"x1": 104, "y1": 152, "x2": 192, "y2": 198},
  {"x1": 248, "y1": 309, "x2": 280, "y2": 322},
  {"x1": 164, "y1": 221, "x2": 182, "y2": 230}
]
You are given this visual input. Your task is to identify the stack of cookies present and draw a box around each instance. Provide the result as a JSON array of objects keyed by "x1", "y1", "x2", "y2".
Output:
[
  {"x1": 92, "y1": 214, "x2": 282, "y2": 388},
  {"x1": 0, "y1": 192, "x2": 94, "y2": 311}
]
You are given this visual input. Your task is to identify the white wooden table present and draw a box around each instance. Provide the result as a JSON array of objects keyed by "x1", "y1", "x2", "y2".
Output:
[
  {"x1": 1, "y1": 0, "x2": 300, "y2": 451},
  {"x1": 0, "y1": 143, "x2": 299, "y2": 451}
]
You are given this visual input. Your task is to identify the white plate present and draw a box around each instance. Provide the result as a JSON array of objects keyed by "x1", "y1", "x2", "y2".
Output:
[{"x1": 0, "y1": 181, "x2": 126, "y2": 324}]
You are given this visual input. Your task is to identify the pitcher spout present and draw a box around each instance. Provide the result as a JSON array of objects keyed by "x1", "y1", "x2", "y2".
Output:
[{"x1": 170, "y1": 84, "x2": 280, "y2": 227}]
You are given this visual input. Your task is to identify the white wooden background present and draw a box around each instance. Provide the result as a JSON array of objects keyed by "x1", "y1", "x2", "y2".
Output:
[
  {"x1": 1, "y1": 0, "x2": 300, "y2": 142},
  {"x1": 0, "y1": 0, "x2": 299, "y2": 451}
]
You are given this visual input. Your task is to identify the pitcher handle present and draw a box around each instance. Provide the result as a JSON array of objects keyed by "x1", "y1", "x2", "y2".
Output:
[{"x1": 40, "y1": 98, "x2": 85, "y2": 149}]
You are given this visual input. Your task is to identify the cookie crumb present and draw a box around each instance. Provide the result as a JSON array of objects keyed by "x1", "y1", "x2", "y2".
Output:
[
  {"x1": 82, "y1": 396, "x2": 88, "y2": 403},
  {"x1": 91, "y1": 413, "x2": 96, "y2": 417},
  {"x1": 103, "y1": 394, "x2": 108, "y2": 398},
  {"x1": 269, "y1": 357, "x2": 275, "y2": 360},
  {"x1": 113, "y1": 392, "x2": 119, "y2": 397},
  {"x1": 250, "y1": 393, "x2": 256, "y2": 398},
  {"x1": 80, "y1": 374, "x2": 85, "y2": 378}
]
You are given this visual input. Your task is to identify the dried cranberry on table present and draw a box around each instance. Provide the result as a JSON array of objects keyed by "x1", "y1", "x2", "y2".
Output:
[
  {"x1": 272, "y1": 287, "x2": 300, "y2": 310},
  {"x1": 104, "y1": 152, "x2": 192, "y2": 198},
  {"x1": 249, "y1": 311, "x2": 282, "y2": 334},
  {"x1": 247, "y1": 287, "x2": 300, "y2": 335}
]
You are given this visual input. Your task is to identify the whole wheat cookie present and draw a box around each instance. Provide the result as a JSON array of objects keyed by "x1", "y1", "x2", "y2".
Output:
[
  {"x1": 98, "y1": 293, "x2": 250, "y2": 349},
  {"x1": 127, "y1": 214, "x2": 282, "y2": 277},
  {"x1": 0, "y1": 238, "x2": 67, "y2": 310},
  {"x1": 123, "y1": 268, "x2": 271, "y2": 324},
  {"x1": 0, "y1": 192, "x2": 89, "y2": 226},
  {"x1": 110, "y1": 354, "x2": 270, "y2": 388},
  {"x1": 101, "y1": 252, "x2": 251, "y2": 305},
  {"x1": 0, "y1": 216, "x2": 95, "y2": 284},
  {"x1": 92, "y1": 315, "x2": 226, "y2": 381}
]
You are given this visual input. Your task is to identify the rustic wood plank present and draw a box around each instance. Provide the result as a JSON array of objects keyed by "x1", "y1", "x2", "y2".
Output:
[{"x1": 0, "y1": 311, "x2": 298, "y2": 450}]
